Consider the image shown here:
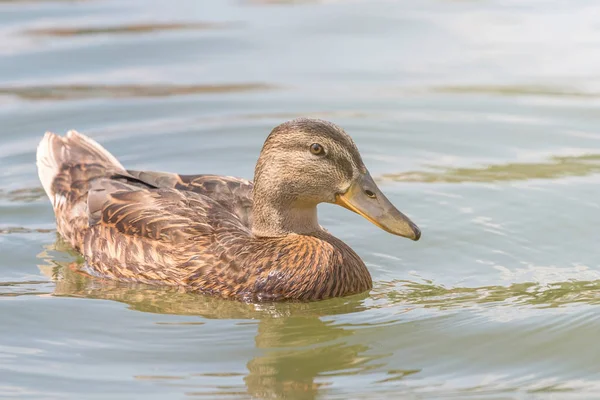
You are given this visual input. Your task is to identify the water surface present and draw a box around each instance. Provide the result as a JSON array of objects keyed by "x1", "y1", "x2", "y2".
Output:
[{"x1": 2, "y1": 0, "x2": 600, "y2": 398}]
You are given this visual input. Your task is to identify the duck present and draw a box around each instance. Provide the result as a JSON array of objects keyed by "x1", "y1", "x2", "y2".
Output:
[{"x1": 36, "y1": 118, "x2": 420, "y2": 302}]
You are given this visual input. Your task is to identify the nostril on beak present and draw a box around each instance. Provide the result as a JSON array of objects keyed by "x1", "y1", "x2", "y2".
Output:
[{"x1": 364, "y1": 189, "x2": 376, "y2": 199}]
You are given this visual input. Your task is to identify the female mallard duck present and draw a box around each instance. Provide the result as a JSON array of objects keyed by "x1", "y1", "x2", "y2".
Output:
[{"x1": 37, "y1": 118, "x2": 420, "y2": 302}]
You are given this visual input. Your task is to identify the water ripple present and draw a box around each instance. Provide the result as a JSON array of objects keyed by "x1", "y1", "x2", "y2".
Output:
[
  {"x1": 0, "y1": 83, "x2": 276, "y2": 101},
  {"x1": 434, "y1": 84, "x2": 600, "y2": 99},
  {"x1": 379, "y1": 153, "x2": 600, "y2": 183},
  {"x1": 0, "y1": 187, "x2": 45, "y2": 202},
  {"x1": 26, "y1": 22, "x2": 235, "y2": 37},
  {"x1": 373, "y1": 278, "x2": 600, "y2": 310}
]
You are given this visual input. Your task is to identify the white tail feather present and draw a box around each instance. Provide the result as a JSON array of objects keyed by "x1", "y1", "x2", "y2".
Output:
[
  {"x1": 36, "y1": 132, "x2": 62, "y2": 201},
  {"x1": 36, "y1": 130, "x2": 125, "y2": 202}
]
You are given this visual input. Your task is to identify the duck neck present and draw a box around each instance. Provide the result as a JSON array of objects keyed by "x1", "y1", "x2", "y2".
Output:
[{"x1": 251, "y1": 190, "x2": 321, "y2": 237}]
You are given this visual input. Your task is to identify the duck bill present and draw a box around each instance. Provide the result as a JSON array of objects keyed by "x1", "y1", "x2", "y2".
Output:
[{"x1": 335, "y1": 172, "x2": 421, "y2": 240}]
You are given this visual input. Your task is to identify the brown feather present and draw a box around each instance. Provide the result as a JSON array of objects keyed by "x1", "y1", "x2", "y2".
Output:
[
  {"x1": 83, "y1": 180, "x2": 370, "y2": 301},
  {"x1": 124, "y1": 170, "x2": 254, "y2": 227}
]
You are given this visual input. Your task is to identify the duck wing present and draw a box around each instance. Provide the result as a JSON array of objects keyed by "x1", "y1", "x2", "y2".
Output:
[
  {"x1": 87, "y1": 179, "x2": 250, "y2": 241},
  {"x1": 84, "y1": 179, "x2": 251, "y2": 285},
  {"x1": 113, "y1": 170, "x2": 254, "y2": 228}
]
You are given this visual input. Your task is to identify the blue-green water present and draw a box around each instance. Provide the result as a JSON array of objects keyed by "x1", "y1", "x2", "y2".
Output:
[{"x1": 2, "y1": 1, "x2": 600, "y2": 398}]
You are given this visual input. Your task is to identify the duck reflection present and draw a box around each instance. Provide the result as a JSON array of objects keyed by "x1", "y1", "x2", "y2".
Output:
[
  {"x1": 37, "y1": 241, "x2": 387, "y2": 400},
  {"x1": 245, "y1": 316, "x2": 387, "y2": 400}
]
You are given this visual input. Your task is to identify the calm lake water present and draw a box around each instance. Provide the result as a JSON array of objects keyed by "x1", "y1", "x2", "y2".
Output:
[{"x1": 2, "y1": 0, "x2": 600, "y2": 399}]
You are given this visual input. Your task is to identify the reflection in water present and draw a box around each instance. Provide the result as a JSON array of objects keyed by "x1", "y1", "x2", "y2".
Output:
[
  {"x1": 35, "y1": 240, "x2": 389, "y2": 400},
  {"x1": 380, "y1": 154, "x2": 600, "y2": 183},
  {"x1": 245, "y1": 317, "x2": 386, "y2": 400},
  {"x1": 374, "y1": 279, "x2": 600, "y2": 309},
  {"x1": 0, "y1": 187, "x2": 45, "y2": 203},
  {"x1": 434, "y1": 84, "x2": 598, "y2": 98},
  {"x1": 26, "y1": 22, "x2": 232, "y2": 37},
  {"x1": 0, "y1": 226, "x2": 53, "y2": 234},
  {"x1": 27, "y1": 239, "x2": 600, "y2": 398},
  {"x1": 34, "y1": 238, "x2": 600, "y2": 311},
  {"x1": 0, "y1": 83, "x2": 275, "y2": 101},
  {"x1": 247, "y1": 0, "x2": 321, "y2": 5},
  {"x1": 0, "y1": 228, "x2": 586, "y2": 398}
]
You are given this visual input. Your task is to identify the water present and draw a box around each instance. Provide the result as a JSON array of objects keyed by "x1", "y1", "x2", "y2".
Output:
[{"x1": 2, "y1": 0, "x2": 600, "y2": 398}]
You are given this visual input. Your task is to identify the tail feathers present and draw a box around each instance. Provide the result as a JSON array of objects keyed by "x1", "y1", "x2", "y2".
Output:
[
  {"x1": 37, "y1": 130, "x2": 126, "y2": 248},
  {"x1": 36, "y1": 130, "x2": 125, "y2": 202}
]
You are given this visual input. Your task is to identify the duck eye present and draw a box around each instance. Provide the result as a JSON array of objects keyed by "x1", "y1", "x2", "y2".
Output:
[{"x1": 310, "y1": 143, "x2": 324, "y2": 155}]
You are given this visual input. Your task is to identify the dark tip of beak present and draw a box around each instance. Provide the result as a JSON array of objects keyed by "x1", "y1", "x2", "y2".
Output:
[{"x1": 412, "y1": 224, "x2": 421, "y2": 241}]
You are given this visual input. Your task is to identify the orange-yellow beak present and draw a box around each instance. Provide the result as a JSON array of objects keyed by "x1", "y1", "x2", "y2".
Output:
[{"x1": 335, "y1": 172, "x2": 421, "y2": 240}]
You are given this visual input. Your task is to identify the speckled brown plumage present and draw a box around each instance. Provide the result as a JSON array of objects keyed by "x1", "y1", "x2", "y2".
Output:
[
  {"x1": 37, "y1": 120, "x2": 422, "y2": 302},
  {"x1": 81, "y1": 178, "x2": 371, "y2": 301},
  {"x1": 36, "y1": 124, "x2": 383, "y2": 302}
]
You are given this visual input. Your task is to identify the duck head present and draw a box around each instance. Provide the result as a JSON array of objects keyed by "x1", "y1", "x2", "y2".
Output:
[{"x1": 251, "y1": 118, "x2": 420, "y2": 240}]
